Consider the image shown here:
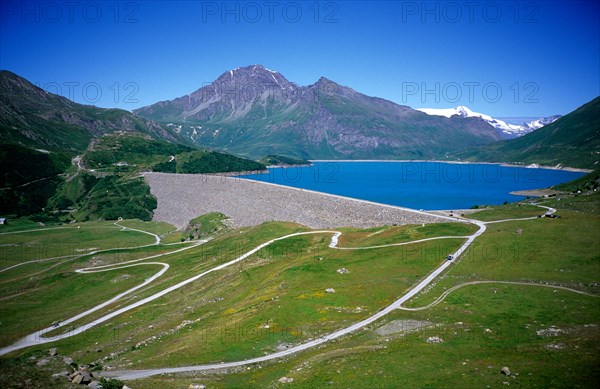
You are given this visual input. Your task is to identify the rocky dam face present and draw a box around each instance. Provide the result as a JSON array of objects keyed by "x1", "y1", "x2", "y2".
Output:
[{"x1": 143, "y1": 172, "x2": 453, "y2": 230}]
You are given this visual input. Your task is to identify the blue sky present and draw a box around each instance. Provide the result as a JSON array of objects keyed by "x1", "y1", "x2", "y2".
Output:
[{"x1": 1, "y1": 0, "x2": 598, "y2": 117}]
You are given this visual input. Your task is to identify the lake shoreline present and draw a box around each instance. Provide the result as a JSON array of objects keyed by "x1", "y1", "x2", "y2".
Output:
[
  {"x1": 308, "y1": 160, "x2": 592, "y2": 173},
  {"x1": 509, "y1": 189, "x2": 562, "y2": 197},
  {"x1": 238, "y1": 161, "x2": 585, "y2": 211}
]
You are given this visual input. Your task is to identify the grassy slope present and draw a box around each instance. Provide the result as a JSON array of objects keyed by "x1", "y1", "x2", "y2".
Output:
[
  {"x1": 183, "y1": 212, "x2": 230, "y2": 240},
  {"x1": 0, "y1": 144, "x2": 72, "y2": 216},
  {"x1": 0, "y1": 220, "x2": 467, "y2": 363},
  {"x1": 1, "y1": 131, "x2": 266, "y2": 222},
  {"x1": 338, "y1": 223, "x2": 478, "y2": 247},
  {"x1": 82, "y1": 134, "x2": 194, "y2": 171},
  {"x1": 467, "y1": 203, "x2": 544, "y2": 221},
  {"x1": 458, "y1": 96, "x2": 600, "y2": 169},
  {"x1": 409, "y1": 194, "x2": 600, "y2": 308},
  {"x1": 132, "y1": 198, "x2": 599, "y2": 388},
  {"x1": 258, "y1": 155, "x2": 311, "y2": 166},
  {"x1": 176, "y1": 150, "x2": 265, "y2": 174},
  {"x1": 0, "y1": 70, "x2": 180, "y2": 152},
  {"x1": 51, "y1": 133, "x2": 265, "y2": 223},
  {"x1": 0, "y1": 222, "x2": 155, "y2": 267},
  {"x1": 50, "y1": 172, "x2": 158, "y2": 222},
  {"x1": 542, "y1": 191, "x2": 600, "y2": 215},
  {"x1": 83, "y1": 132, "x2": 265, "y2": 174},
  {"x1": 116, "y1": 220, "x2": 176, "y2": 236},
  {"x1": 217, "y1": 285, "x2": 598, "y2": 389},
  {"x1": 0, "y1": 221, "x2": 169, "y2": 347},
  {"x1": 552, "y1": 168, "x2": 600, "y2": 193},
  {"x1": 0, "y1": 198, "x2": 598, "y2": 388}
]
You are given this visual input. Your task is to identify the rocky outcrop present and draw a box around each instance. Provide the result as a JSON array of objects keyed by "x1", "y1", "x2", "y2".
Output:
[
  {"x1": 69, "y1": 367, "x2": 96, "y2": 385},
  {"x1": 426, "y1": 336, "x2": 443, "y2": 343}
]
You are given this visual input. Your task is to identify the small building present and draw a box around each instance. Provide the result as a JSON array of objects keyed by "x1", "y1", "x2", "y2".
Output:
[{"x1": 114, "y1": 161, "x2": 129, "y2": 167}]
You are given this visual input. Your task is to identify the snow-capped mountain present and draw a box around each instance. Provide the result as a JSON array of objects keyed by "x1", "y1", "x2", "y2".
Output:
[
  {"x1": 519, "y1": 115, "x2": 562, "y2": 132},
  {"x1": 416, "y1": 106, "x2": 560, "y2": 138}
]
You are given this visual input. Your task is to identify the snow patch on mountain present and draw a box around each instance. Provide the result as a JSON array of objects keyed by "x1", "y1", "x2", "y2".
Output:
[{"x1": 416, "y1": 106, "x2": 560, "y2": 137}]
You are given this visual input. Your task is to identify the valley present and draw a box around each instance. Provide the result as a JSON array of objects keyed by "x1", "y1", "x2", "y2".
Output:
[
  {"x1": 0, "y1": 191, "x2": 598, "y2": 388},
  {"x1": 1, "y1": 51, "x2": 598, "y2": 389},
  {"x1": 2, "y1": 0, "x2": 599, "y2": 387}
]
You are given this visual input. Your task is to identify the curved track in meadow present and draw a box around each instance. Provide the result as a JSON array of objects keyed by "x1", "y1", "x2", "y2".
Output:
[
  {"x1": 3, "y1": 204, "x2": 594, "y2": 380},
  {"x1": 0, "y1": 222, "x2": 161, "y2": 274},
  {"x1": 0, "y1": 216, "x2": 472, "y2": 357},
  {"x1": 400, "y1": 280, "x2": 598, "y2": 312},
  {"x1": 104, "y1": 224, "x2": 487, "y2": 380}
]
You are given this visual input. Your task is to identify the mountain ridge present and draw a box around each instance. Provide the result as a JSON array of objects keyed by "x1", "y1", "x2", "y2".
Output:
[
  {"x1": 134, "y1": 65, "x2": 503, "y2": 159},
  {"x1": 457, "y1": 96, "x2": 600, "y2": 169},
  {"x1": 0, "y1": 70, "x2": 179, "y2": 151},
  {"x1": 3, "y1": 67, "x2": 597, "y2": 169}
]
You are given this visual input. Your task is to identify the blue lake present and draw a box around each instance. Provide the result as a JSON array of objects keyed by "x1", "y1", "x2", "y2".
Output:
[{"x1": 237, "y1": 162, "x2": 586, "y2": 210}]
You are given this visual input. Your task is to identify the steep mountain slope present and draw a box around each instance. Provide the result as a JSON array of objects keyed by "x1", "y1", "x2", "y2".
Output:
[
  {"x1": 458, "y1": 97, "x2": 600, "y2": 169},
  {"x1": 135, "y1": 65, "x2": 503, "y2": 159},
  {"x1": 0, "y1": 70, "x2": 178, "y2": 151},
  {"x1": 259, "y1": 154, "x2": 310, "y2": 166},
  {"x1": 10, "y1": 132, "x2": 266, "y2": 220},
  {"x1": 417, "y1": 105, "x2": 561, "y2": 138},
  {"x1": 82, "y1": 132, "x2": 265, "y2": 174},
  {"x1": 0, "y1": 71, "x2": 269, "y2": 219},
  {"x1": 0, "y1": 144, "x2": 70, "y2": 215}
]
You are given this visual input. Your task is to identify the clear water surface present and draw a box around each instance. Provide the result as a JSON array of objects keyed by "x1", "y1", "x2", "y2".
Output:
[{"x1": 236, "y1": 162, "x2": 586, "y2": 210}]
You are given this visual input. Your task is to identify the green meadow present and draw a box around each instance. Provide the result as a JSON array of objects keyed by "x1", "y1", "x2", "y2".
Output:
[{"x1": 0, "y1": 195, "x2": 598, "y2": 388}]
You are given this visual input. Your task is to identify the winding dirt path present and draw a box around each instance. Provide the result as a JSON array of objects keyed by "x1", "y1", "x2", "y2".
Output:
[
  {"x1": 3, "y1": 204, "x2": 595, "y2": 381},
  {"x1": 0, "y1": 222, "x2": 161, "y2": 274},
  {"x1": 400, "y1": 280, "x2": 597, "y2": 312}
]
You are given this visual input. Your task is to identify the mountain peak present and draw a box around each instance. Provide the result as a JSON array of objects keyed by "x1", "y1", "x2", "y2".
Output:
[
  {"x1": 454, "y1": 105, "x2": 472, "y2": 116},
  {"x1": 312, "y1": 76, "x2": 345, "y2": 92},
  {"x1": 213, "y1": 65, "x2": 287, "y2": 85},
  {"x1": 0, "y1": 69, "x2": 71, "y2": 106},
  {"x1": 253, "y1": 64, "x2": 278, "y2": 73},
  {"x1": 316, "y1": 76, "x2": 336, "y2": 84},
  {"x1": 1, "y1": 70, "x2": 37, "y2": 89},
  {"x1": 224, "y1": 64, "x2": 278, "y2": 76},
  {"x1": 0, "y1": 69, "x2": 20, "y2": 79},
  {"x1": 133, "y1": 66, "x2": 503, "y2": 159}
]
